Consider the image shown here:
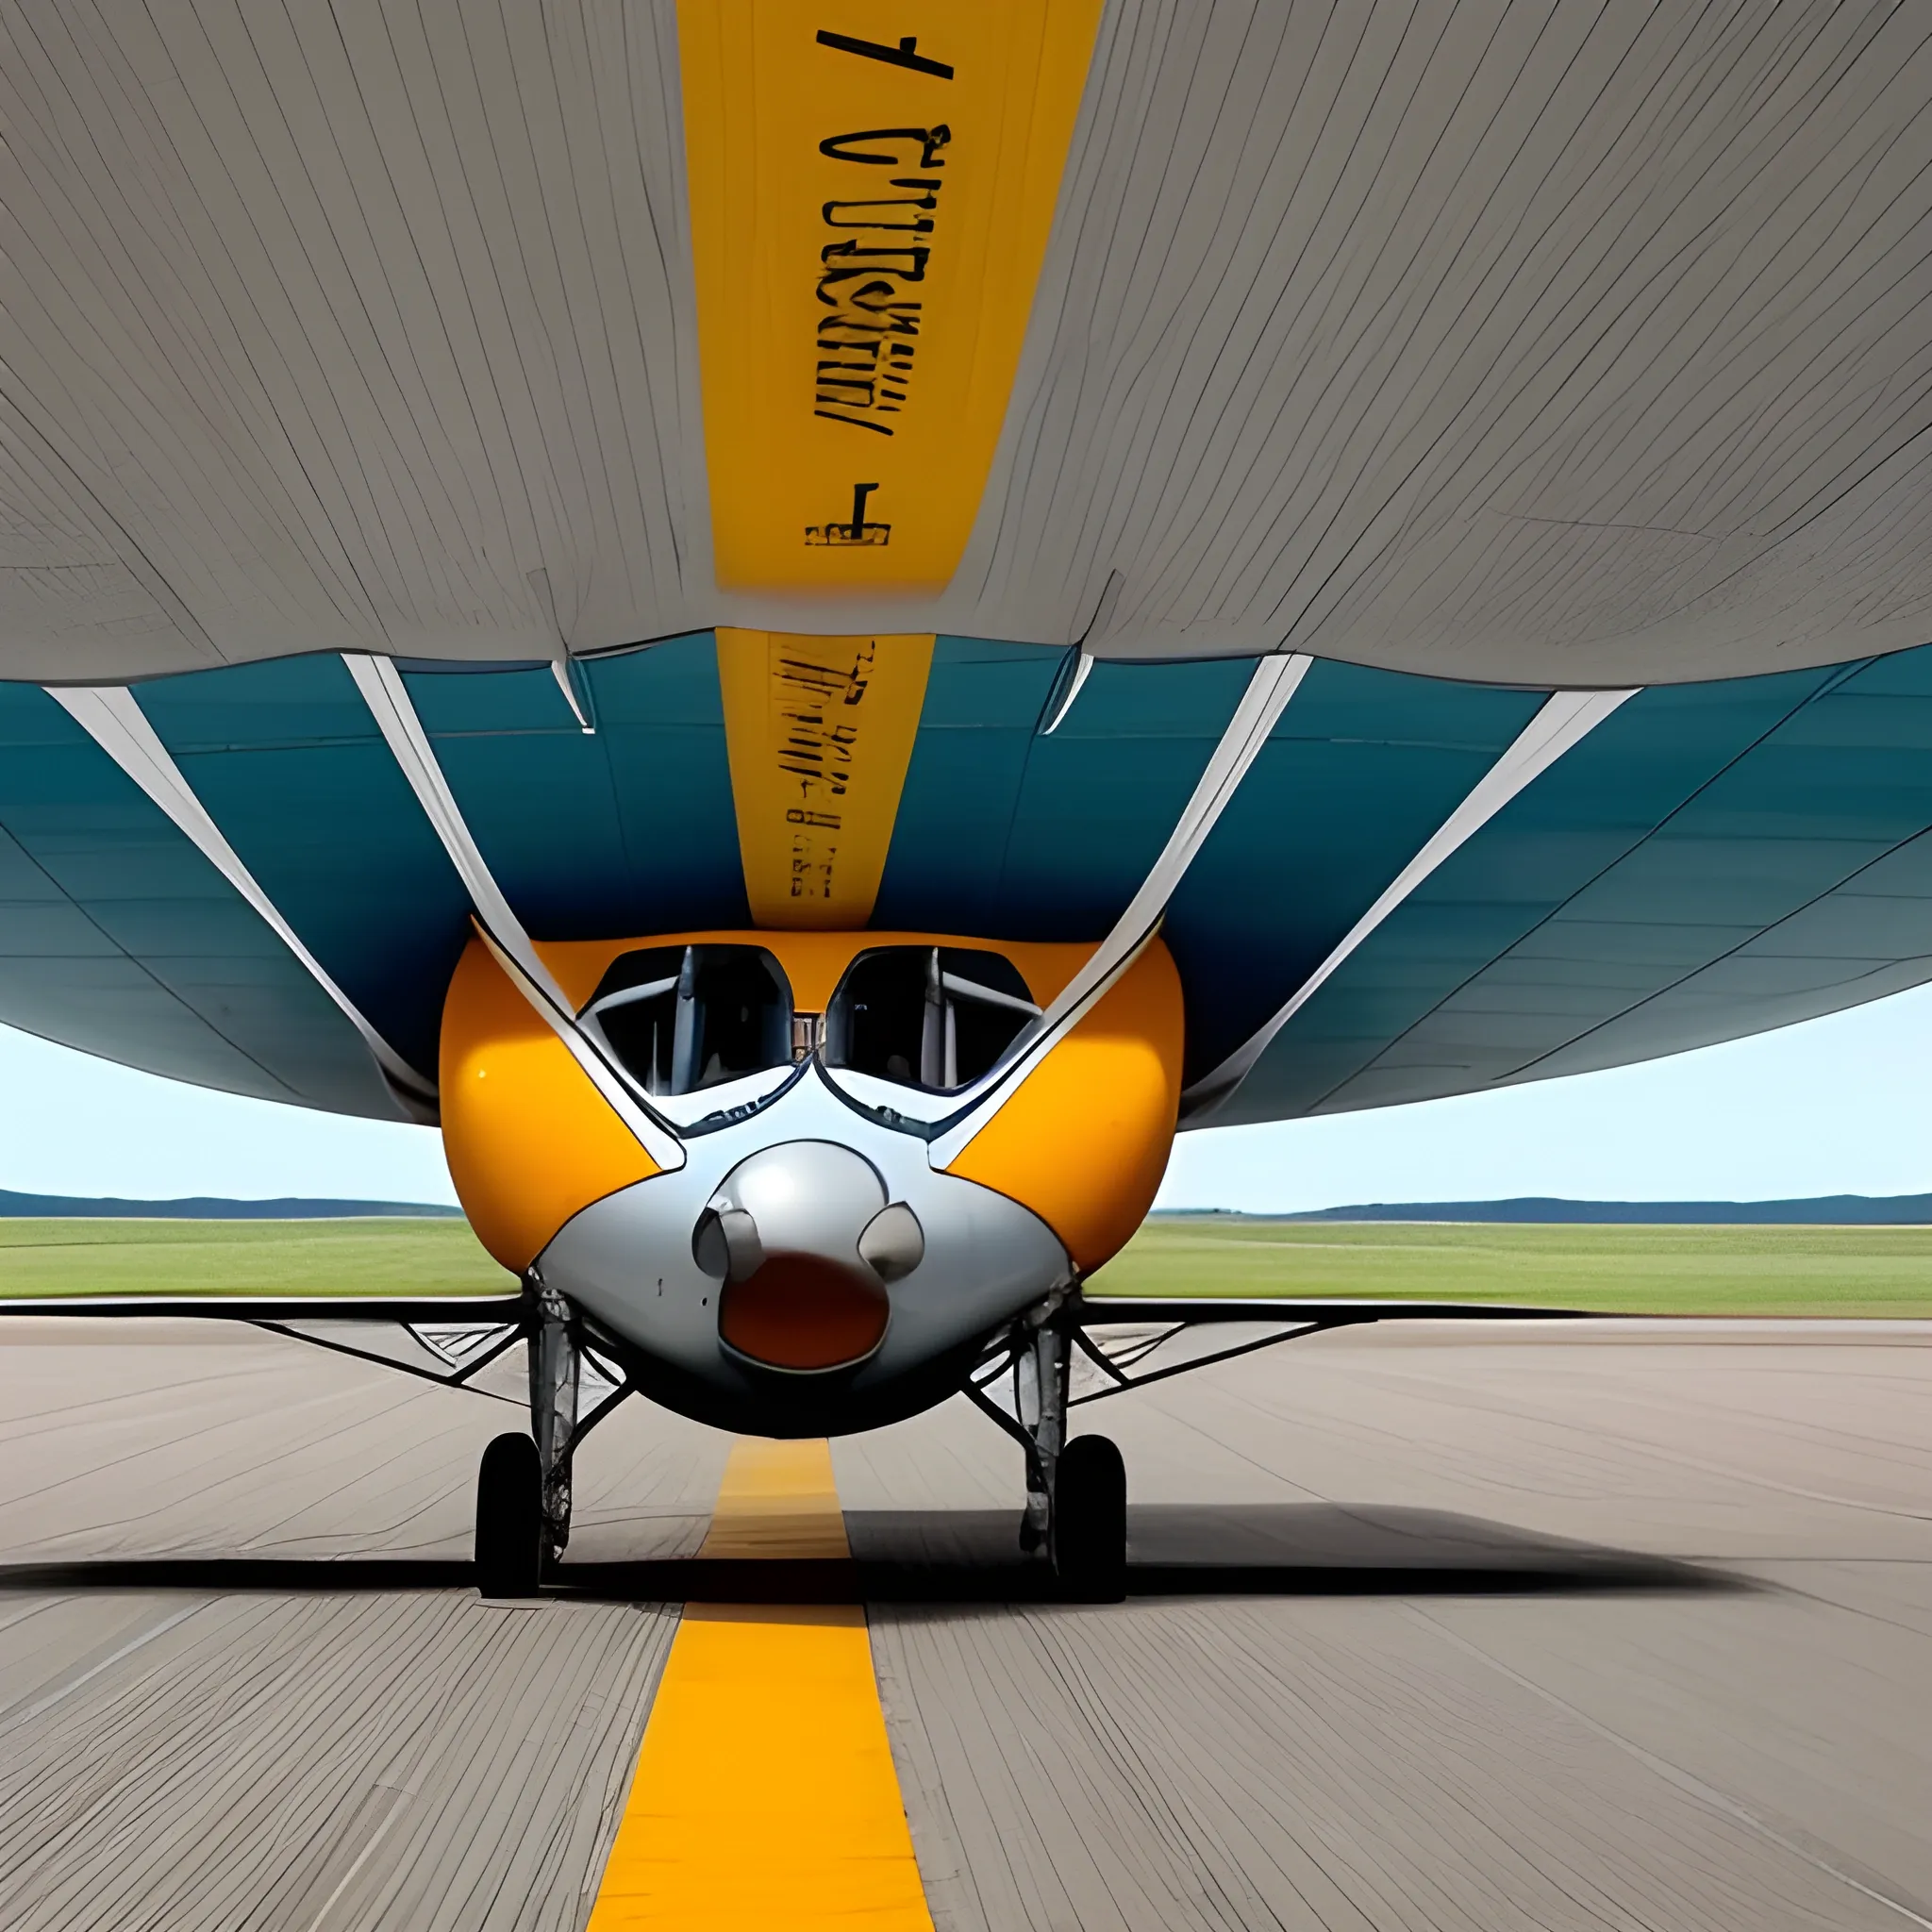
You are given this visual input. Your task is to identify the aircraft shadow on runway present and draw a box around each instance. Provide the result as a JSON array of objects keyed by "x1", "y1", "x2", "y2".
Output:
[{"x1": 0, "y1": 1505, "x2": 1747, "y2": 1606}]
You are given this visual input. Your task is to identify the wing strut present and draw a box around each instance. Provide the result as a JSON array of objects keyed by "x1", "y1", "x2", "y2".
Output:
[
  {"x1": 1183, "y1": 688, "x2": 1638, "y2": 1120},
  {"x1": 928, "y1": 652, "x2": 1312, "y2": 1166},
  {"x1": 42, "y1": 685, "x2": 438, "y2": 1121},
  {"x1": 342, "y1": 654, "x2": 686, "y2": 1172}
]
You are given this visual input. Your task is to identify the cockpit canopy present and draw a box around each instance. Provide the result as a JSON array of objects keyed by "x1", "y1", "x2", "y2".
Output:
[
  {"x1": 584, "y1": 944, "x2": 792, "y2": 1096},
  {"x1": 578, "y1": 940, "x2": 1041, "y2": 1104},
  {"x1": 824, "y1": 946, "x2": 1040, "y2": 1093}
]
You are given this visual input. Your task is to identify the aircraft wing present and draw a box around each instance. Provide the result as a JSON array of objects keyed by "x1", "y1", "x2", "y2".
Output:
[
  {"x1": 1073, "y1": 1296, "x2": 1585, "y2": 1325},
  {"x1": 0, "y1": 1293, "x2": 524, "y2": 1321},
  {"x1": 1055, "y1": 1294, "x2": 1590, "y2": 1406},
  {"x1": 0, "y1": 1292, "x2": 531, "y2": 1397},
  {"x1": 7, "y1": 14, "x2": 1932, "y2": 1127}
]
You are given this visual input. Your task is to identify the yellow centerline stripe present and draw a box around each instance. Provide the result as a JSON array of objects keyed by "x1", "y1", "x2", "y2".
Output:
[
  {"x1": 586, "y1": 1440, "x2": 935, "y2": 1930},
  {"x1": 697, "y1": 1434, "x2": 853, "y2": 1560}
]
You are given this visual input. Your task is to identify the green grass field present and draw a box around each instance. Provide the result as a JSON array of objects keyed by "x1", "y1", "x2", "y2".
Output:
[
  {"x1": 0, "y1": 1213, "x2": 1928, "y2": 1317},
  {"x1": 1093, "y1": 1218, "x2": 1932, "y2": 1318},
  {"x1": 0, "y1": 1217, "x2": 513, "y2": 1299}
]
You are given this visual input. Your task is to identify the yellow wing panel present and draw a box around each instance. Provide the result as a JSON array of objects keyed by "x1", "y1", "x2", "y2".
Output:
[
  {"x1": 679, "y1": 0, "x2": 1103, "y2": 592},
  {"x1": 717, "y1": 630, "x2": 935, "y2": 927}
]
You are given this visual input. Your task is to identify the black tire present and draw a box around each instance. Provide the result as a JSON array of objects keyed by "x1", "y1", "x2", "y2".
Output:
[
  {"x1": 475, "y1": 1432, "x2": 542, "y2": 1598},
  {"x1": 1051, "y1": 1434, "x2": 1127, "y2": 1603}
]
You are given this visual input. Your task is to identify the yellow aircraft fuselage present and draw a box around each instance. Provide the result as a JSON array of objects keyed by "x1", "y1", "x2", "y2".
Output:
[{"x1": 439, "y1": 928, "x2": 1182, "y2": 1434}]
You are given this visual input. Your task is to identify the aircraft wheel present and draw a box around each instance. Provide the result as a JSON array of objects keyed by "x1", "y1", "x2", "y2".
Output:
[
  {"x1": 475, "y1": 1432, "x2": 542, "y2": 1598},
  {"x1": 1051, "y1": 1434, "x2": 1127, "y2": 1603}
]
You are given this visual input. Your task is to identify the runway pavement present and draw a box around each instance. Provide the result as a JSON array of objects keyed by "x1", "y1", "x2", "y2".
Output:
[{"x1": 0, "y1": 1318, "x2": 1927, "y2": 1929}]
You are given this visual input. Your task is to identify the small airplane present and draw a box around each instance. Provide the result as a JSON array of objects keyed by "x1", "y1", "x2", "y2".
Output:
[
  {"x1": 0, "y1": 652, "x2": 1572, "y2": 1603},
  {"x1": 4, "y1": 2, "x2": 1927, "y2": 1605}
]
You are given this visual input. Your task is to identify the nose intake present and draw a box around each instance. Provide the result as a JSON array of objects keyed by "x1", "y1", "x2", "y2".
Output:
[
  {"x1": 691, "y1": 1141, "x2": 922, "y2": 1373},
  {"x1": 716, "y1": 1250, "x2": 890, "y2": 1373}
]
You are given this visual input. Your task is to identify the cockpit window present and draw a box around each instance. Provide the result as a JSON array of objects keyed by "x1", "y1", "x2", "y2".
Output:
[
  {"x1": 584, "y1": 945, "x2": 792, "y2": 1095},
  {"x1": 824, "y1": 947, "x2": 1041, "y2": 1092}
]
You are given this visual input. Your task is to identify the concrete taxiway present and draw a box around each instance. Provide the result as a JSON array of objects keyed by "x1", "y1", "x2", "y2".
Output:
[{"x1": 0, "y1": 1319, "x2": 1927, "y2": 1929}]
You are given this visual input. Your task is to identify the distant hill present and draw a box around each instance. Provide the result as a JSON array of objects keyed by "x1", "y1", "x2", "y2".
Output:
[
  {"x1": 1158, "y1": 1195, "x2": 1932, "y2": 1225},
  {"x1": 0, "y1": 1190, "x2": 463, "y2": 1220}
]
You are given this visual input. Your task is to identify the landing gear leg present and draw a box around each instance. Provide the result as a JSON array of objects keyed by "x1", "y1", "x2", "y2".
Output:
[
  {"x1": 1016, "y1": 1325, "x2": 1064, "y2": 1555},
  {"x1": 528, "y1": 1280, "x2": 578, "y2": 1573},
  {"x1": 474, "y1": 1279, "x2": 577, "y2": 1598},
  {"x1": 1015, "y1": 1323, "x2": 1127, "y2": 1602}
]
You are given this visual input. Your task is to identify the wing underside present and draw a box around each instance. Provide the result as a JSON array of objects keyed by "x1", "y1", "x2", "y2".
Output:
[
  {"x1": 7, "y1": 643, "x2": 1932, "y2": 1130},
  {"x1": 2, "y1": 10, "x2": 1931, "y2": 1126}
]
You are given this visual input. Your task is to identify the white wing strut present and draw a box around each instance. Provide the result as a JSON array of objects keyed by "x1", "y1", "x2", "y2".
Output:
[
  {"x1": 342, "y1": 655, "x2": 684, "y2": 1172},
  {"x1": 46, "y1": 684, "x2": 438, "y2": 1117},
  {"x1": 1040, "y1": 650, "x2": 1094, "y2": 735},
  {"x1": 1184, "y1": 687, "x2": 1640, "y2": 1119},
  {"x1": 928, "y1": 652, "x2": 1313, "y2": 1168}
]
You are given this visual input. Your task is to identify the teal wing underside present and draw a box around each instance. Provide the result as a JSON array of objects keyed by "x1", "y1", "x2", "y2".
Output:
[{"x1": 8, "y1": 636, "x2": 1932, "y2": 1125}]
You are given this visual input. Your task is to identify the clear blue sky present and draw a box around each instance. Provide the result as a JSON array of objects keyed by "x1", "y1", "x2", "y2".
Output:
[{"x1": 1, "y1": 985, "x2": 1928, "y2": 1209}]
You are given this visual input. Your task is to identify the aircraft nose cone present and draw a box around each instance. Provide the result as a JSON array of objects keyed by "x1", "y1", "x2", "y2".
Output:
[{"x1": 691, "y1": 1141, "x2": 921, "y2": 1372}]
